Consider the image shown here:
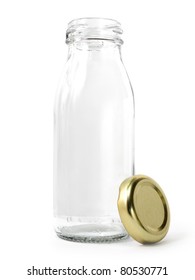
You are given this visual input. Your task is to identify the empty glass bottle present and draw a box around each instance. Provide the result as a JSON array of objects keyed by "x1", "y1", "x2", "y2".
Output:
[{"x1": 53, "y1": 18, "x2": 134, "y2": 242}]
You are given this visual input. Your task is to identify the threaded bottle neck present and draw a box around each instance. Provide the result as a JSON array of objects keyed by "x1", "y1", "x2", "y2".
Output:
[{"x1": 66, "y1": 17, "x2": 123, "y2": 46}]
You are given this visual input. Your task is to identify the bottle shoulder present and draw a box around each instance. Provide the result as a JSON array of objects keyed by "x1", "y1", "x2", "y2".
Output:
[{"x1": 54, "y1": 57, "x2": 134, "y2": 114}]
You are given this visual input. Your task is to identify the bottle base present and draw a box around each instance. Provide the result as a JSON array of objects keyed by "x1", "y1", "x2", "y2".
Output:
[{"x1": 54, "y1": 217, "x2": 128, "y2": 243}]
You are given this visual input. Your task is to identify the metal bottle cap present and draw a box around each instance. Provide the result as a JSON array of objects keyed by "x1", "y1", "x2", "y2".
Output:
[{"x1": 117, "y1": 175, "x2": 170, "y2": 244}]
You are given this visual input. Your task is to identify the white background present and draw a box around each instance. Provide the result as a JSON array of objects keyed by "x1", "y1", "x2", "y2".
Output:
[{"x1": 0, "y1": 0, "x2": 195, "y2": 279}]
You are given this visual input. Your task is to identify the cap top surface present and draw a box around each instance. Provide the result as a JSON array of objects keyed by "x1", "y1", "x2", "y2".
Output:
[{"x1": 118, "y1": 175, "x2": 170, "y2": 244}]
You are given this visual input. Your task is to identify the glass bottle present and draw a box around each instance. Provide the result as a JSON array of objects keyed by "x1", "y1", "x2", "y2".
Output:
[{"x1": 53, "y1": 18, "x2": 134, "y2": 242}]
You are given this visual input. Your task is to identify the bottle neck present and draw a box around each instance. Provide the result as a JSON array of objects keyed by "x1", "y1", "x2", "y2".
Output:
[
  {"x1": 66, "y1": 18, "x2": 123, "y2": 48},
  {"x1": 67, "y1": 39, "x2": 122, "y2": 59},
  {"x1": 66, "y1": 40, "x2": 123, "y2": 86},
  {"x1": 66, "y1": 18, "x2": 123, "y2": 71}
]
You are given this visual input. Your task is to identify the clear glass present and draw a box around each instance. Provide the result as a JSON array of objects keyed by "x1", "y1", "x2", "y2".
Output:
[{"x1": 53, "y1": 18, "x2": 134, "y2": 242}]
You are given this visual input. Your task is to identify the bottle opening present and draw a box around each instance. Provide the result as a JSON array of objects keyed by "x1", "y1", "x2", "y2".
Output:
[{"x1": 66, "y1": 17, "x2": 123, "y2": 45}]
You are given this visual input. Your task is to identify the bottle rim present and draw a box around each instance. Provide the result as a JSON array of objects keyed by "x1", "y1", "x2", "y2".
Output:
[{"x1": 66, "y1": 17, "x2": 123, "y2": 45}]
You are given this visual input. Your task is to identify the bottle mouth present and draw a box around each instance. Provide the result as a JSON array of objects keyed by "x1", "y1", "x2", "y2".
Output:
[{"x1": 66, "y1": 17, "x2": 123, "y2": 45}]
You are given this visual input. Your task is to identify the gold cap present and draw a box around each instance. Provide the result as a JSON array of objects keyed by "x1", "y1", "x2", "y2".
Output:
[{"x1": 117, "y1": 175, "x2": 170, "y2": 244}]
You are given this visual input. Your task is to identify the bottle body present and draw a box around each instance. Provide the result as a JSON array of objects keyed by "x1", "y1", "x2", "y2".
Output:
[{"x1": 53, "y1": 18, "x2": 134, "y2": 242}]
